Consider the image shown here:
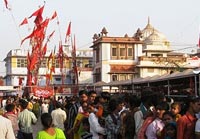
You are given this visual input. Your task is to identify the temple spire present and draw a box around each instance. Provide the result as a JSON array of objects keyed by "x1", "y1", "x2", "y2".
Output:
[{"x1": 148, "y1": 16, "x2": 150, "y2": 25}]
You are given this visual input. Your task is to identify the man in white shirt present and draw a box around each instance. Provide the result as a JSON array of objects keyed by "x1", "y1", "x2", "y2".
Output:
[
  {"x1": 0, "y1": 115, "x2": 15, "y2": 139},
  {"x1": 51, "y1": 101, "x2": 66, "y2": 130}
]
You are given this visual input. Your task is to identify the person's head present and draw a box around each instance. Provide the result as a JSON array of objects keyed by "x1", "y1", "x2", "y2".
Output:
[
  {"x1": 6, "y1": 99, "x2": 12, "y2": 105},
  {"x1": 81, "y1": 101, "x2": 89, "y2": 113},
  {"x1": 171, "y1": 102, "x2": 181, "y2": 116},
  {"x1": 156, "y1": 101, "x2": 169, "y2": 119},
  {"x1": 5, "y1": 103, "x2": 15, "y2": 112},
  {"x1": 108, "y1": 98, "x2": 124, "y2": 113},
  {"x1": 79, "y1": 90, "x2": 88, "y2": 102},
  {"x1": 41, "y1": 113, "x2": 53, "y2": 129},
  {"x1": 20, "y1": 99, "x2": 28, "y2": 109},
  {"x1": 55, "y1": 101, "x2": 62, "y2": 109},
  {"x1": 99, "y1": 92, "x2": 110, "y2": 103},
  {"x1": 88, "y1": 90, "x2": 97, "y2": 103},
  {"x1": 186, "y1": 95, "x2": 200, "y2": 114},
  {"x1": 162, "y1": 111, "x2": 174, "y2": 125},
  {"x1": 165, "y1": 122, "x2": 177, "y2": 138}
]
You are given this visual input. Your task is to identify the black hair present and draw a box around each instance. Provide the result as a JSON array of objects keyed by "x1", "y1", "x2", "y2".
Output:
[
  {"x1": 20, "y1": 99, "x2": 28, "y2": 109},
  {"x1": 100, "y1": 92, "x2": 110, "y2": 101},
  {"x1": 41, "y1": 113, "x2": 52, "y2": 129},
  {"x1": 55, "y1": 101, "x2": 62, "y2": 108},
  {"x1": 79, "y1": 90, "x2": 88, "y2": 96},
  {"x1": 88, "y1": 90, "x2": 97, "y2": 96},
  {"x1": 5, "y1": 103, "x2": 15, "y2": 112},
  {"x1": 156, "y1": 101, "x2": 169, "y2": 111},
  {"x1": 108, "y1": 98, "x2": 123, "y2": 112},
  {"x1": 162, "y1": 111, "x2": 174, "y2": 119}
]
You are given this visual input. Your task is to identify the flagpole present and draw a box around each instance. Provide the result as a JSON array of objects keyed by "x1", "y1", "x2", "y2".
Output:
[{"x1": 9, "y1": 11, "x2": 22, "y2": 46}]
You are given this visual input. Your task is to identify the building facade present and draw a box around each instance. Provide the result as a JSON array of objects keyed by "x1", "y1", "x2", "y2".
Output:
[
  {"x1": 4, "y1": 48, "x2": 93, "y2": 87},
  {"x1": 90, "y1": 18, "x2": 196, "y2": 86}
]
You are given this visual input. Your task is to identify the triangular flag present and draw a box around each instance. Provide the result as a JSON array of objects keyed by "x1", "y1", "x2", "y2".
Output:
[
  {"x1": 65, "y1": 22, "x2": 71, "y2": 43},
  {"x1": 29, "y1": 6, "x2": 44, "y2": 18},
  {"x1": 66, "y1": 22, "x2": 71, "y2": 36},
  {"x1": 51, "y1": 11, "x2": 57, "y2": 20},
  {"x1": 19, "y1": 18, "x2": 28, "y2": 26}
]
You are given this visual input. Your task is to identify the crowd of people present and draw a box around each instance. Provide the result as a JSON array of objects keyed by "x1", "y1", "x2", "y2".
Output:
[{"x1": 0, "y1": 89, "x2": 200, "y2": 139}]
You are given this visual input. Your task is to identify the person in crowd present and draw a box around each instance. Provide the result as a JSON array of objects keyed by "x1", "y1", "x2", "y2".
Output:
[
  {"x1": 73, "y1": 101, "x2": 90, "y2": 139},
  {"x1": 66, "y1": 90, "x2": 88, "y2": 139},
  {"x1": 41, "y1": 99, "x2": 49, "y2": 114},
  {"x1": 159, "y1": 111, "x2": 175, "y2": 139},
  {"x1": 81, "y1": 118, "x2": 93, "y2": 139},
  {"x1": 134, "y1": 90, "x2": 154, "y2": 138},
  {"x1": 170, "y1": 102, "x2": 182, "y2": 121},
  {"x1": 177, "y1": 95, "x2": 200, "y2": 139},
  {"x1": 32, "y1": 99, "x2": 40, "y2": 118},
  {"x1": 122, "y1": 95, "x2": 141, "y2": 139},
  {"x1": 18, "y1": 99, "x2": 37, "y2": 139},
  {"x1": 36, "y1": 113, "x2": 66, "y2": 139},
  {"x1": 138, "y1": 105, "x2": 157, "y2": 139},
  {"x1": 164, "y1": 122, "x2": 177, "y2": 139},
  {"x1": 51, "y1": 101, "x2": 66, "y2": 131},
  {"x1": 105, "y1": 98, "x2": 123, "y2": 139},
  {"x1": 48, "y1": 96, "x2": 56, "y2": 114},
  {"x1": 3, "y1": 103, "x2": 19, "y2": 137},
  {"x1": 88, "y1": 102, "x2": 106, "y2": 139},
  {"x1": 88, "y1": 90, "x2": 97, "y2": 103},
  {"x1": 99, "y1": 92, "x2": 110, "y2": 118},
  {"x1": 0, "y1": 113, "x2": 15, "y2": 139},
  {"x1": 27, "y1": 98, "x2": 33, "y2": 111},
  {"x1": 145, "y1": 101, "x2": 169, "y2": 139}
]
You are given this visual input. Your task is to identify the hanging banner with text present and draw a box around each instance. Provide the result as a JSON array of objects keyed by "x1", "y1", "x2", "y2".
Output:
[{"x1": 32, "y1": 87, "x2": 54, "y2": 98}]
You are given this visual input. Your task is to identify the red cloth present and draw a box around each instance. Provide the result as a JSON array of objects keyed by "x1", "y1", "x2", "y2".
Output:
[
  {"x1": 137, "y1": 116, "x2": 155, "y2": 139},
  {"x1": 177, "y1": 112, "x2": 197, "y2": 139}
]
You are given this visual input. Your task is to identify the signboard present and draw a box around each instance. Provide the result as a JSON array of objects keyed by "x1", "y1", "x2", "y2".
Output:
[{"x1": 32, "y1": 87, "x2": 54, "y2": 98}]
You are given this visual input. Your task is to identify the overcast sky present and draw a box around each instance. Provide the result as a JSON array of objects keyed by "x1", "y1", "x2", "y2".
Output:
[{"x1": 0, "y1": 0, "x2": 200, "y2": 76}]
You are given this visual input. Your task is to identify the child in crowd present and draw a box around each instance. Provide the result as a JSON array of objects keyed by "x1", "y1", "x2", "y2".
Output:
[
  {"x1": 170, "y1": 102, "x2": 182, "y2": 121},
  {"x1": 164, "y1": 122, "x2": 177, "y2": 139}
]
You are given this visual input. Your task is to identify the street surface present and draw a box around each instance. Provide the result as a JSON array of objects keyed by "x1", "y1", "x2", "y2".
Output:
[{"x1": 32, "y1": 116, "x2": 43, "y2": 139}]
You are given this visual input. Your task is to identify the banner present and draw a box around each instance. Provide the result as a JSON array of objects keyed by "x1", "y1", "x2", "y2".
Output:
[{"x1": 32, "y1": 87, "x2": 54, "y2": 98}]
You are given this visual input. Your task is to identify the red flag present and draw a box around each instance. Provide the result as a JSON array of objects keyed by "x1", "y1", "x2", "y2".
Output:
[
  {"x1": 21, "y1": 27, "x2": 45, "y2": 45},
  {"x1": 21, "y1": 32, "x2": 34, "y2": 45},
  {"x1": 29, "y1": 6, "x2": 44, "y2": 18},
  {"x1": 19, "y1": 18, "x2": 28, "y2": 26},
  {"x1": 65, "y1": 22, "x2": 71, "y2": 43},
  {"x1": 66, "y1": 22, "x2": 71, "y2": 36},
  {"x1": 47, "y1": 30, "x2": 55, "y2": 41},
  {"x1": 198, "y1": 34, "x2": 200, "y2": 48},
  {"x1": 4, "y1": 0, "x2": 8, "y2": 9},
  {"x1": 51, "y1": 11, "x2": 57, "y2": 20},
  {"x1": 42, "y1": 43, "x2": 47, "y2": 55}
]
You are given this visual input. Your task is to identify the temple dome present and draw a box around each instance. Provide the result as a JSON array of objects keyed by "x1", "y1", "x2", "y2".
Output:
[
  {"x1": 144, "y1": 30, "x2": 169, "y2": 45},
  {"x1": 141, "y1": 17, "x2": 169, "y2": 45}
]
